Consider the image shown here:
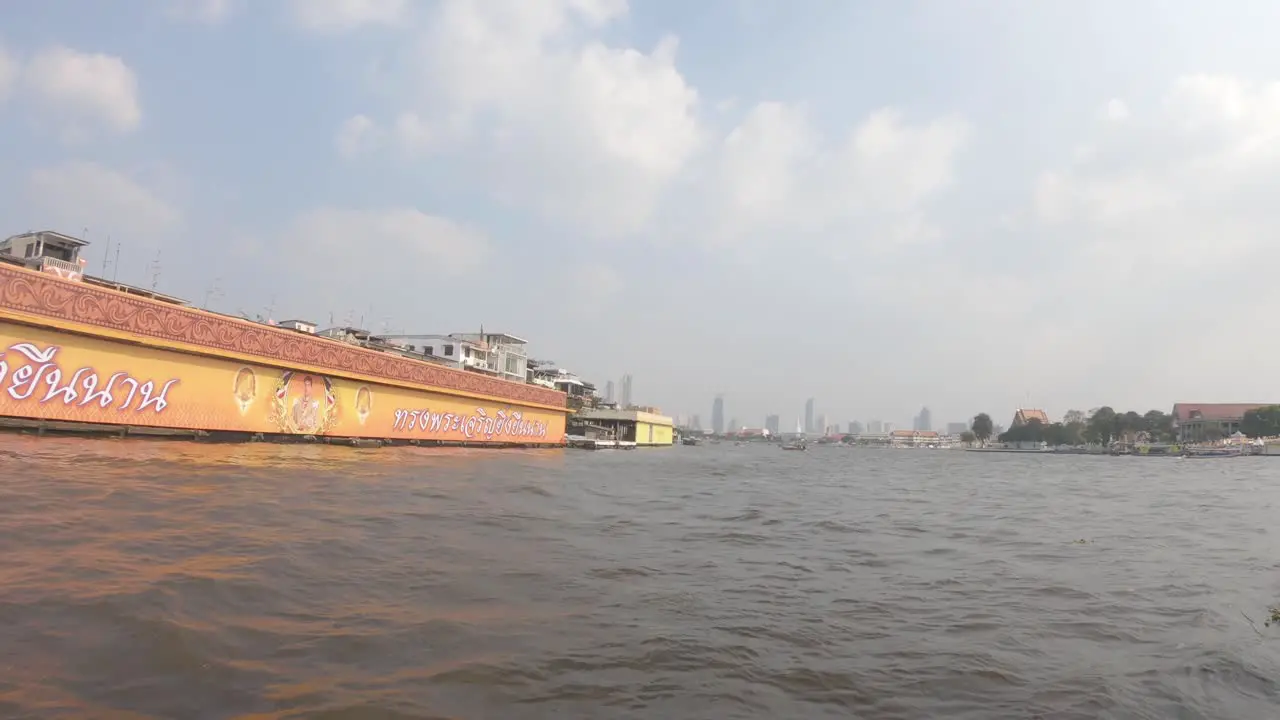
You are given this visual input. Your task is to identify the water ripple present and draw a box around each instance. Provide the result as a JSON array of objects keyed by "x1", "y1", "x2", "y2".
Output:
[{"x1": 2, "y1": 437, "x2": 1280, "y2": 718}]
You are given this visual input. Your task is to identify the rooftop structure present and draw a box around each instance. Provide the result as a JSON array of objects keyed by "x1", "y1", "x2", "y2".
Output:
[
  {"x1": 0, "y1": 230, "x2": 89, "y2": 281},
  {"x1": 1172, "y1": 402, "x2": 1278, "y2": 442},
  {"x1": 1011, "y1": 408, "x2": 1050, "y2": 427}
]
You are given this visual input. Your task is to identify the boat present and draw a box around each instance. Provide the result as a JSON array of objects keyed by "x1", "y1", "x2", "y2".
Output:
[
  {"x1": 1182, "y1": 447, "x2": 1243, "y2": 458},
  {"x1": 781, "y1": 440, "x2": 807, "y2": 451},
  {"x1": 681, "y1": 435, "x2": 701, "y2": 446}
]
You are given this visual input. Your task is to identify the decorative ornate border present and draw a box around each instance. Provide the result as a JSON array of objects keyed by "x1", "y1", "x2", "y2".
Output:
[{"x1": 0, "y1": 265, "x2": 567, "y2": 408}]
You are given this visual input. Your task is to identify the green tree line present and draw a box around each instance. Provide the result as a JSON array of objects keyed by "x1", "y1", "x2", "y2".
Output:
[{"x1": 964, "y1": 408, "x2": 1179, "y2": 446}]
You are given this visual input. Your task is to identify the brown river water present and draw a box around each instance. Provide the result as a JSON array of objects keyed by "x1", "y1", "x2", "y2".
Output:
[{"x1": 1, "y1": 436, "x2": 1279, "y2": 719}]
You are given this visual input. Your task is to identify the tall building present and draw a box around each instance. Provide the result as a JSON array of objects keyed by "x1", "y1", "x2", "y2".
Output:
[
  {"x1": 867, "y1": 420, "x2": 883, "y2": 434},
  {"x1": 848, "y1": 421, "x2": 864, "y2": 435},
  {"x1": 691, "y1": 415, "x2": 702, "y2": 431},
  {"x1": 765, "y1": 414, "x2": 780, "y2": 434},
  {"x1": 620, "y1": 374, "x2": 633, "y2": 408},
  {"x1": 728, "y1": 417, "x2": 739, "y2": 433},
  {"x1": 817, "y1": 414, "x2": 827, "y2": 435},
  {"x1": 914, "y1": 406, "x2": 932, "y2": 433},
  {"x1": 604, "y1": 380, "x2": 615, "y2": 403},
  {"x1": 884, "y1": 421, "x2": 896, "y2": 433},
  {"x1": 804, "y1": 398, "x2": 815, "y2": 433},
  {"x1": 711, "y1": 395, "x2": 725, "y2": 435}
]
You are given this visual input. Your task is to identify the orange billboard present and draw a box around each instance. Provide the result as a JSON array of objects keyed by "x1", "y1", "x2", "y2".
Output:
[{"x1": 0, "y1": 322, "x2": 566, "y2": 444}]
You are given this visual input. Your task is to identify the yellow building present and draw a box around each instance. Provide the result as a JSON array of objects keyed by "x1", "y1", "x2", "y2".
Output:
[{"x1": 573, "y1": 408, "x2": 674, "y2": 447}]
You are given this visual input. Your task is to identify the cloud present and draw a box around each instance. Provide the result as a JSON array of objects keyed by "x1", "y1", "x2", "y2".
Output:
[
  {"x1": 0, "y1": 45, "x2": 16, "y2": 102},
  {"x1": 163, "y1": 0, "x2": 237, "y2": 24},
  {"x1": 985, "y1": 71, "x2": 1280, "y2": 406},
  {"x1": 701, "y1": 103, "x2": 968, "y2": 249},
  {"x1": 289, "y1": 0, "x2": 409, "y2": 33},
  {"x1": 288, "y1": 207, "x2": 489, "y2": 274},
  {"x1": 358, "y1": 0, "x2": 701, "y2": 237},
  {"x1": 24, "y1": 162, "x2": 182, "y2": 242},
  {"x1": 335, "y1": 114, "x2": 379, "y2": 158},
  {"x1": 23, "y1": 46, "x2": 142, "y2": 136}
]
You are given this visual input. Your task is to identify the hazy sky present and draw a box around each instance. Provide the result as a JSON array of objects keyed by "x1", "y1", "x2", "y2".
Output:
[{"x1": 3, "y1": 0, "x2": 1280, "y2": 430}]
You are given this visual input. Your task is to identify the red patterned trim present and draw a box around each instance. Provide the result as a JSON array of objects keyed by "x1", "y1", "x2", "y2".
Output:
[{"x1": 0, "y1": 265, "x2": 567, "y2": 408}]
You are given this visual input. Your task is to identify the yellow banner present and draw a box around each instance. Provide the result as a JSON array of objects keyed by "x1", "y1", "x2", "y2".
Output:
[{"x1": 0, "y1": 322, "x2": 566, "y2": 444}]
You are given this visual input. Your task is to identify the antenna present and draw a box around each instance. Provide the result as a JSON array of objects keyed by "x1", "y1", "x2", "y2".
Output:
[
  {"x1": 111, "y1": 243, "x2": 121, "y2": 282},
  {"x1": 148, "y1": 250, "x2": 162, "y2": 291},
  {"x1": 203, "y1": 277, "x2": 224, "y2": 310},
  {"x1": 100, "y1": 237, "x2": 111, "y2": 277}
]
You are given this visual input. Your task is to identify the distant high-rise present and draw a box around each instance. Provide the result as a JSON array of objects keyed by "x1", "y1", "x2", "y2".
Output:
[
  {"x1": 914, "y1": 406, "x2": 932, "y2": 433},
  {"x1": 728, "y1": 417, "x2": 739, "y2": 433},
  {"x1": 804, "y1": 398, "x2": 816, "y2": 433},
  {"x1": 817, "y1": 414, "x2": 827, "y2": 435},
  {"x1": 711, "y1": 396, "x2": 725, "y2": 435},
  {"x1": 604, "y1": 380, "x2": 615, "y2": 403},
  {"x1": 620, "y1": 374, "x2": 633, "y2": 408},
  {"x1": 848, "y1": 421, "x2": 864, "y2": 435},
  {"x1": 867, "y1": 420, "x2": 883, "y2": 434},
  {"x1": 884, "y1": 421, "x2": 896, "y2": 433},
  {"x1": 691, "y1": 414, "x2": 702, "y2": 431},
  {"x1": 765, "y1": 414, "x2": 781, "y2": 434}
]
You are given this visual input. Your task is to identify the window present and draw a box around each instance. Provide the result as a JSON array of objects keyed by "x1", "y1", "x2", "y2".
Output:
[
  {"x1": 444, "y1": 344, "x2": 454, "y2": 356},
  {"x1": 424, "y1": 346, "x2": 433, "y2": 355},
  {"x1": 24, "y1": 244, "x2": 34, "y2": 258}
]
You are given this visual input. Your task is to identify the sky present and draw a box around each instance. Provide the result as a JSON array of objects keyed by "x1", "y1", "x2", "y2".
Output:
[{"x1": 3, "y1": 0, "x2": 1280, "y2": 431}]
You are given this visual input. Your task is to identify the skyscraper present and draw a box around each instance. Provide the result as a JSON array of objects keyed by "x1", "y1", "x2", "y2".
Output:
[
  {"x1": 620, "y1": 374, "x2": 633, "y2": 408},
  {"x1": 604, "y1": 380, "x2": 615, "y2": 403},
  {"x1": 765, "y1": 414, "x2": 780, "y2": 434},
  {"x1": 804, "y1": 398, "x2": 815, "y2": 434},
  {"x1": 848, "y1": 421, "x2": 864, "y2": 435},
  {"x1": 691, "y1": 414, "x2": 702, "y2": 431},
  {"x1": 817, "y1": 414, "x2": 828, "y2": 435},
  {"x1": 915, "y1": 406, "x2": 933, "y2": 433},
  {"x1": 711, "y1": 395, "x2": 725, "y2": 435},
  {"x1": 868, "y1": 420, "x2": 883, "y2": 434}
]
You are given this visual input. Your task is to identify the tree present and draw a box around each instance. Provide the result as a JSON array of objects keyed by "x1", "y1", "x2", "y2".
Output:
[
  {"x1": 1063, "y1": 409, "x2": 1087, "y2": 426},
  {"x1": 1084, "y1": 406, "x2": 1117, "y2": 445},
  {"x1": 971, "y1": 413, "x2": 994, "y2": 446},
  {"x1": 959, "y1": 430, "x2": 976, "y2": 446},
  {"x1": 1241, "y1": 405, "x2": 1280, "y2": 438},
  {"x1": 1143, "y1": 410, "x2": 1175, "y2": 443}
]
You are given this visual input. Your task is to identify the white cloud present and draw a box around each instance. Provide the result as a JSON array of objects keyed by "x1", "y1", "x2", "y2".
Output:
[
  {"x1": 359, "y1": 0, "x2": 701, "y2": 237},
  {"x1": 0, "y1": 45, "x2": 17, "y2": 102},
  {"x1": 335, "y1": 114, "x2": 380, "y2": 158},
  {"x1": 290, "y1": 0, "x2": 408, "y2": 33},
  {"x1": 289, "y1": 207, "x2": 489, "y2": 274},
  {"x1": 164, "y1": 0, "x2": 236, "y2": 24},
  {"x1": 392, "y1": 112, "x2": 433, "y2": 155},
  {"x1": 25, "y1": 162, "x2": 182, "y2": 241},
  {"x1": 703, "y1": 103, "x2": 968, "y2": 248},
  {"x1": 23, "y1": 46, "x2": 142, "y2": 136},
  {"x1": 1102, "y1": 98, "x2": 1129, "y2": 121},
  {"x1": 1000, "y1": 72, "x2": 1280, "y2": 404}
]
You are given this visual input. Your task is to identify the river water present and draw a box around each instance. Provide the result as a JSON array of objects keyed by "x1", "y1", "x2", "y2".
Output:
[{"x1": 1, "y1": 437, "x2": 1278, "y2": 719}]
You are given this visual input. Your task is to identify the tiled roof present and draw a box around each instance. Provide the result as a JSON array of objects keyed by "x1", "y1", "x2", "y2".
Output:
[
  {"x1": 1014, "y1": 408, "x2": 1050, "y2": 425},
  {"x1": 1172, "y1": 403, "x2": 1277, "y2": 422}
]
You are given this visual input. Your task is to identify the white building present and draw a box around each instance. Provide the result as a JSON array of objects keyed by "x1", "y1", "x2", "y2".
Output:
[
  {"x1": 0, "y1": 230, "x2": 89, "y2": 281},
  {"x1": 277, "y1": 319, "x2": 317, "y2": 334},
  {"x1": 378, "y1": 331, "x2": 530, "y2": 383}
]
